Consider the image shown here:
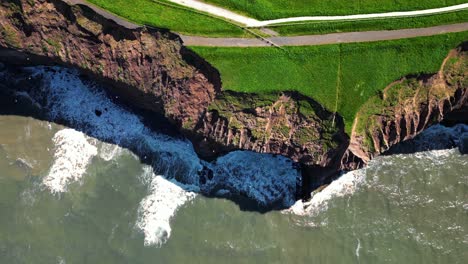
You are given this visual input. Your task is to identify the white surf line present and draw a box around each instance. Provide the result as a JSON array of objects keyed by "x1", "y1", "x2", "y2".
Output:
[
  {"x1": 136, "y1": 167, "x2": 198, "y2": 247},
  {"x1": 166, "y1": 1, "x2": 468, "y2": 27},
  {"x1": 43, "y1": 129, "x2": 98, "y2": 194}
]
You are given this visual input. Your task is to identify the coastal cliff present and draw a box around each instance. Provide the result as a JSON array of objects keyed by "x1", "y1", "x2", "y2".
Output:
[
  {"x1": 346, "y1": 45, "x2": 468, "y2": 167},
  {"x1": 0, "y1": 0, "x2": 466, "y2": 183},
  {"x1": 0, "y1": 0, "x2": 347, "y2": 170},
  {"x1": 0, "y1": 0, "x2": 220, "y2": 129}
]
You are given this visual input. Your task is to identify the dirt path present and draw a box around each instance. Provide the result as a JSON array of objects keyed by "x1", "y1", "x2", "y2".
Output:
[
  {"x1": 64, "y1": 0, "x2": 468, "y2": 47},
  {"x1": 64, "y1": 0, "x2": 140, "y2": 29},
  {"x1": 168, "y1": 1, "x2": 468, "y2": 27},
  {"x1": 167, "y1": 0, "x2": 259, "y2": 26},
  {"x1": 181, "y1": 23, "x2": 468, "y2": 46}
]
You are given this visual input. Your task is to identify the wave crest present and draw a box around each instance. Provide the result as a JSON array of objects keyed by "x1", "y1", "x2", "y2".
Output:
[
  {"x1": 43, "y1": 129, "x2": 97, "y2": 193},
  {"x1": 136, "y1": 166, "x2": 197, "y2": 247}
]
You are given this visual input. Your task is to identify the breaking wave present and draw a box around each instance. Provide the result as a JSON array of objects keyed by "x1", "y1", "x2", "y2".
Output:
[
  {"x1": 97, "y1": 142, "x2": 125, "y2": 162},
  {"x1": 16, "y1": 65, "x2": 466, "y2": 246},
  {"x1": 43, "y1": 129, "x2": 97, "y2": 193},
  {"x1": 136, "y1": 166, "x2": 197, "y2": 247},
  {"x1": 286, "y1": 124, "x2": 468, "y2": 226},
  {"x1": 287, "y1": 169, "x2": 365, "y2": 217},
  {"x1": 205, "y1": 151, "x2": 300, "y2": 207},
  {"x1": 17, "y1": 66, "x2": 299, "y2": 245}
]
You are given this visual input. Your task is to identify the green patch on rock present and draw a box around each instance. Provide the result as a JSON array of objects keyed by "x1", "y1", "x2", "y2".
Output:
[
  {"x1": 191, "y1": 32, "x2": 467, "y2": 133},
  {"x1": 293, "y1": 127, "x2": 318, "y2": 145},
  {"x1": 45, "y1": 38, "x2": 61, "y2": 53},
  {"x1": 208, "y1": 91, "x2": 278, "y2": 117},
  {"x1": 76, "y1": 16, "x2": 103, "y2": 36},
  {"x1": 353, "y1": 47, "x2": 466, "y2": 154},
  {"x1": 1, "y1": 24, "x2": 20, "y2": 48}
]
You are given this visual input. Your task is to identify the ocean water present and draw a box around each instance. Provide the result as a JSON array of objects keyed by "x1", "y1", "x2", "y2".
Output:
[{"x1": 0, "y1": 67, "x2": 467, "y2": 263}]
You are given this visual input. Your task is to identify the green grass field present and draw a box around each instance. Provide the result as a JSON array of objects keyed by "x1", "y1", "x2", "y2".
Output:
[
  {"x1": 87, "y1": 0, "x2": 468, "y2": 37},
  {"x1": 202, "y1": 0, "x2": 468, "y2": 20},
  {"x1": 190, "y1": 32, "x2": 468, "y2": 130},
  {"x1": 87, "y1": 0, "x2": 247, "y2": 37},
  {"x1": 269, "y1": 10, "x2": 468, "y2": 36}
]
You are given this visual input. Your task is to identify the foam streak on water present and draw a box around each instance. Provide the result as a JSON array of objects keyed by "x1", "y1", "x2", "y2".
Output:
[
  {"x1": 98, "y1": 142, "x2": 124, "y2": 162},
  {"x1": 28, "y1": 67, "x2": 204, "y2": 246},
  {"x1": 205, "y1": 151, "x2": 299, "y2": 207},
  {"x1": 287, "y1": 168, "x2": 366, "y2": 217},
  {"x1": 287, "y1": 124, "x2": 468, "y2": 220},
  {"x1": 43, "y1": 129, "x2": 97, "y2": 193},
  {"x1": 22, "y1": 66, "x2": 300, "y2": 246},
  {"x1": 136, "y1": 166, "x2": 197, "y2": 247}
]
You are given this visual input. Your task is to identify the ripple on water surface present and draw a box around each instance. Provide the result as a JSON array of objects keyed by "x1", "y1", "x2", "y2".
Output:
[{"x1": 0, "y1": 66, "x2": 466, "y2": 263}]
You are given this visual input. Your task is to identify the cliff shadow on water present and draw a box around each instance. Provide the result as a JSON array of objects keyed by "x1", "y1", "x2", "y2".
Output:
[
  {"x1": 1, "y1": 0, "x2": 467, "y2": 215},
  {"x1": 0, "y1": 0, "x2": 222, "y2": 132},
  {"x1": 0, "y1": 62, "x2": 305, "y2": 213},
  {"x1": 0, "y1": 0, "x2": 302, "y2": 212}
]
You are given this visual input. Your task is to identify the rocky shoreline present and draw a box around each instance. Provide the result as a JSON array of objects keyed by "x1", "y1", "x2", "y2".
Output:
[{"x1": 1, "y1": 0, "x2": 467, "y2": 198}]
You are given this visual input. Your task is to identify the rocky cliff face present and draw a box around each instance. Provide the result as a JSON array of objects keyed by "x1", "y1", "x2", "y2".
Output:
[
  {"x1": 347, "y1": 45, "x2": 468, "y2": 166},
  {"x1": 0, "y1": 0, "x2": 348, "y2": 170},
  {"x1": 192, "y1": 91, "x2": 348, "y2": 167},
  {"x1": 0, "y1": 0, "x2": 466, "y2": 181},
  {"x1": 0, "y1": 0, "x2": 219, "y2": 128}
]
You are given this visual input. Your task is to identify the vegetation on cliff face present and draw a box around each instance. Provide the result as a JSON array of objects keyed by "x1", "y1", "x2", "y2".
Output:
[
  {"x1": 350, "y1": 46, "x2": 467, "y2": 160},
  {"x1": 0, "y1": 0, "x2": 466, "y2": 169},
  {"x1": 0, "y1": 0, "x2": 348, "y2": 167},
  {"x1": 190, "y1": 32, "x2": 468, "y2": 131},
  {"x1": 0, "y1": 0, "x2": 219, "y2": 129},
  {"x1": 195, "y1": 91, "x2": 347, "y2": 165}
]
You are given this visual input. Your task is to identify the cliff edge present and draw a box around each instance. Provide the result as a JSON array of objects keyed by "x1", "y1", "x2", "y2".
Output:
[{"x1": 0, "y1": 0, "x2": 466, "y2": 184}]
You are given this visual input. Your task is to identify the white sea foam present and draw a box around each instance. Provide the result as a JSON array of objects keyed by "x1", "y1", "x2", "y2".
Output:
[
  {"x1": 287, "y1": 123, "x2": 468, "y2": 218},
  {"x1": 29, "y1": 66, "x2": 203, "y2": 181},
  {"x1": 136, "y1": 166, "x2": 197, "y2": 247},
  {"x1": 206, "y1": 151, "x2": 300, "y2": 207},
  {"x1": 97, "y1": 142, "x2": 124, "y2": 162},
  {"x1": 22, "y1": 66, "x2": 302, "y2": 245},
  {"x1": 7, "y1": 65, "x2": 468, "y2": 249},
  {"x1": 56, "y1": 256, "x2": 66, "y2": 264},
  {"x1": 390, "y1": 123, "x2": 468, "y2": 153},
  {"x1": 287, "y1": 168, "x2": 366, "y2": 216},
  {"x1": 355, "y1": 238, "x2": 361, "y2": 258},
  {"x1": 30, "y1": 66, "x2": 301, "y2": 193},
  {"x1": 26, "y1": 67, "x2": 204, "y2": 246},
  {"x1": 43, "y1": 129, "x2": 97, "y2": 193}
]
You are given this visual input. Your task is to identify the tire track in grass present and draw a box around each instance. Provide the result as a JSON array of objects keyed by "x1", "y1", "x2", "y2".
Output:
[{"x1": 332, "y1": 45, "x2": 342, "y2": 128}]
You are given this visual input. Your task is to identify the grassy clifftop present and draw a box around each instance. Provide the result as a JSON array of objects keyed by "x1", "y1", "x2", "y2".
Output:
[
  {"x1": 86, "y1": 0, "x2": 468, "y2": 36},
  {"x1": 201, "y1": 0, "x2": 468, "y2": 19},
  {"x1": 190, "y1": 32, "x2": 468, "y2": 132},
  {"x1": 270, "y1": 10, "x2": 468, "y2": 36},
  {"x1": 87, "y1": 0, "x2": 246, "y2": 37}
]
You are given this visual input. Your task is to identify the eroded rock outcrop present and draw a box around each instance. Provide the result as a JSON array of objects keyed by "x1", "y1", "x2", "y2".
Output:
[
  {"x1": 192, "y1": 91, "x2": 348, "y2": 166},
  {"x1": 0, "y1": 0, "x2": 348, "y2": 170},
  {"x1": 347, "y1": 45, "x2": 468, "y2": 165},
  {"x1": 0, "y1": 0, "x2": 220, "y2": 128},
  {"x1": 0, "y1": 0, "x2": 466, "y2": 184}
]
